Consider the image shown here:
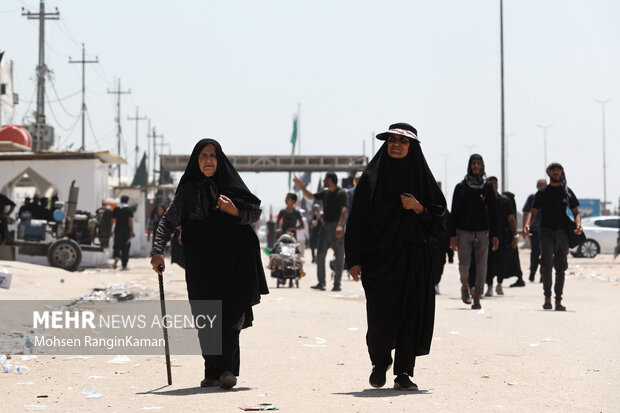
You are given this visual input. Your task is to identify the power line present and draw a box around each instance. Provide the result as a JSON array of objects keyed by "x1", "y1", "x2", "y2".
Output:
[{"x1": 47, "y1": 77, "x2": 79, "y2": 117}]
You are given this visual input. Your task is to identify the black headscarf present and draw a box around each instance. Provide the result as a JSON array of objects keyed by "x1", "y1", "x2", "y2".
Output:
[
  {"x1": 177, "y1": 139, "x2": 261, "y2": 217},
  {"x1": 464, "y1": 153, "x2": 486, "y2": 189},
  {"x1": 361, "y1": 138, "x2": 447, "y2": 249}
]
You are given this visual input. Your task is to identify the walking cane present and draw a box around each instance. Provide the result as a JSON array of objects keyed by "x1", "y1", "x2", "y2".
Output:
[{"x1": 157, "y1": 264, "x2": 173, "y2": 385}]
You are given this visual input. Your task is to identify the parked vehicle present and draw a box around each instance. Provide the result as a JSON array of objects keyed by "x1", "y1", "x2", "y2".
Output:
[{"x1": 570, "y1": 215, "x2": 620, "y2": 258}]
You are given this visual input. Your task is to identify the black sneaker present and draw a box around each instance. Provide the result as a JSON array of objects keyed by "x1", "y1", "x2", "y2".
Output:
[
  {"x1": 219, "y1": 371, "x2": 237, "y2": 389},
  {"x1": 310, "y1": 283, "x2": 325, "y2": 291},
  {"x1": 555, "y1": 301, "x2": 566, "y2": 311},
  {"x1": 369, "y1": 364, "x2": 391, "y2": 388},
  {"x1": 200, "y1": 377, "x2": 221, "y2": 387},
  {"x1": 543, "y1": 300, "x2": 552, "y2": 310},
  {"x1": 471, "y1": 301, "x2": 481, "y2": 310},
  {"x1": 510, "y1": 279, "x2": 526, "y2": 287},
  {"x1": 394, "y1": 373, "x2": 418, "y2": 391},
  {"x1": 331, "y1": 286, "x2": 341, "y2": 292}
]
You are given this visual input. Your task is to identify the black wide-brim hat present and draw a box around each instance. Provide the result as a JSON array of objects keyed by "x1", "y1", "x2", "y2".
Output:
[{"x1": 376, "y1": 122, "x2": 419, "y2": 141}]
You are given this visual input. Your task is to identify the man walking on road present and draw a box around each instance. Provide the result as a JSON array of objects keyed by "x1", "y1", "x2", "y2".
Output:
[
  {"x1": 112, "y1": 195, "x2": 135, "y2": 270},
  {"x1": 449, "y1": 154, "x2": 499, "y2": 310},
  {"x1": 293, "y1": 173, "x2": 348, "y2": 291},
  {"x1": 522, "y1": 179, "x2": 547, "y2": 282},
  {"x1": 524, "y1": 163, "x2": 581, "y2": 311}
]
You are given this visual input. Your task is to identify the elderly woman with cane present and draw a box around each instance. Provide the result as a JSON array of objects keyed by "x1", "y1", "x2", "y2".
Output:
[{"x1": 150, "y1": 138, "x2": 269, "y2": 389}]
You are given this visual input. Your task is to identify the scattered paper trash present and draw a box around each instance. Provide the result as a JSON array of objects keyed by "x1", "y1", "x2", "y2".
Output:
[
  {"x1": 81, "y1": 384, "x2": 96, "y2": 395},
  {"x1": 507, "y1": 382, "x2": 518, "y2": 386},
  {"x1": 529, "y1": 343, "x2": 540, "y2": 347},
  {"x1": 86, "y1": 392, "x2": 103, "y2": 399},
  {"x1": 17, "y1": 382, "x2": 34, "y2": 386},
  {"x1": 107, "y1": 355, "x2": 130, "y2": 364},
  {"x1": 482, "y1": 374, "x2": 490, "y2": 378},
  {"x1": 448, "y1": 331, "x2": 459, "y2": 335},
  {"x1": 239, "y1": 404, "x2": 279, "y2": 411},
  {"x1": 21, "y1": 355, "x2": 38, "y2": 361},
  {"x1": 23, "y1": 404, "x2": 48, "y2": 411}
]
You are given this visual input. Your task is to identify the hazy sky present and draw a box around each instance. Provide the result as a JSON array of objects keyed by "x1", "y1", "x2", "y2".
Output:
[{"x1": 2, "y1": 0, "x2": 619, "y2": 213}]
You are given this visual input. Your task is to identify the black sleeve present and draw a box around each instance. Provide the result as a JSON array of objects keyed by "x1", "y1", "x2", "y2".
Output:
[
  {"x1": 152, "y1": 195, "x2": 184, "y2": 256},
  {"x1": 448, "y1": 184, "x2": 462, "y2": 236},
  {"x1": 344, "y1": 176, "x2": 368, "y2": 268},
  {"x1": 238, "y1": 203, "x2": 262, "y2": 225},
  {"x1": 339, "y1": 189, "x2": 349, "y2": 211},
  {"x1": 567, "y1": 187, "x2": 580, "y2": 210}
]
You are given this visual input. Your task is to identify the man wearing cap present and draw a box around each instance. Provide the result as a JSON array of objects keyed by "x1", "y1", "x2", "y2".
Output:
[
  {"x1": 449, "y1": 154, "x2": 499, "y2": 310},
  {"x1": 346, "y1": 123, "x2": 447, "y2": 391},
  {"x1": 524, "y1": 163, "x2": 581, "y2": 311},
  {"x1": 293, "y1": 172, "x2": 348, "y2": 291}
]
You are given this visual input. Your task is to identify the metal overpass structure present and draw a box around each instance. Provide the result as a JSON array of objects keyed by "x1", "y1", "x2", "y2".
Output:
[{"x1": 160, "y1": 154, "x2": 368, "y2": 173}]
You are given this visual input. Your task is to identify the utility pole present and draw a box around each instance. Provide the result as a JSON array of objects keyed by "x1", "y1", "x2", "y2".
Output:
[
  {"x1": 107, "y1": 79, "x2": 131, "y2": 185},
  {"x1": 127, "y1": 106, "x2": 147, "y2": 174},
  {"x1": 69, "y1": 43, "x2": 98, "y2": 152},
  {"x1": 22, "y1": 0, "x2": 59, "y2": 152},
  {"x1": 150, "y1": 127, "x2": 163, "y2": 185},
  {"x1": 499, "y1": 0, "x2": 506, "y2": 192},
  {"x1": 595, "y1": 99, "x2": 611, "y2": 213},
  {"x1": 536, "y1": 124, "x2": 553, "y2": 170}
]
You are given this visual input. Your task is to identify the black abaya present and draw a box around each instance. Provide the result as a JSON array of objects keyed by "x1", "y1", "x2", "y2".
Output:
[{"x1": 345, "y1": 139, "x2": 446, "y2": 375}]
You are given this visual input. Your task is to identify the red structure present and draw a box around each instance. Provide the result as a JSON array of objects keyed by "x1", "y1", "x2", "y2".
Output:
[{"x1": 0, "y1": 125, "x2": 32, "y2": 151}]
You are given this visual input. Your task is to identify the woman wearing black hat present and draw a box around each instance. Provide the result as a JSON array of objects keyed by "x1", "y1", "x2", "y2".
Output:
[
  {"x1": 345, "y1": 123, "x2": 447, "y2": 391},
  {"x1": 150, "y1": 139, "x2": 269, "y2": 389}
]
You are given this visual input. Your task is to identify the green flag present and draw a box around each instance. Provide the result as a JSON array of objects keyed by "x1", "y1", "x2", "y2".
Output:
[
  {"x1": 290, "y1": 115, "x2": 298, "y2": 154},
  {"x1": 288, "y1": 115, "x2": 298, "y2": 189}
]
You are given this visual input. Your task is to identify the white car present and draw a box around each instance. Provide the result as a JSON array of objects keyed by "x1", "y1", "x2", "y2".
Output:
[{"x1": 570, "y1": 215, "x2": 620, "y2": 258}]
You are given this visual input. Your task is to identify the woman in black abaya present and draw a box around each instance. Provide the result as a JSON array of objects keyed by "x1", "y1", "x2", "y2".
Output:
[
  {"x1": 150, "y1": 138, "x2": 268, "y2": 389},
  {"x1": 345, "y1": 123, "x2": 446, "y2": 391}
]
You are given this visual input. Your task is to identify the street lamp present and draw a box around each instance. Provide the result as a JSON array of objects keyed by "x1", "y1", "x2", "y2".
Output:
[
  {"x1": 536, "y1": 124, "x2": 553, "y2": 169},
  {"x1": 595, "y1": 99, "x2": 611, "y2": 213}
]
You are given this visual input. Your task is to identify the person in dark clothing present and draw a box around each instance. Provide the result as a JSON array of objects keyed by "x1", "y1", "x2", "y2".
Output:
[
  {"x1": 345, "y1": 123, "x2": 447, "y2": 391},
  {"x1": 524, "y1": 163, "x2": 581, "y2": 311},
  {"x1": 449, "y1": 154, "x2": 499, "y2": 310},
  {"x1": 112, "y1": 195, "x2": 134, "y2": 270},
  {"x1": 308, "y1": 204, "x2": 323, "y2": 263},
  {"x1": 522, "y1": 179, "x2": 547, "y2": 282},
  {"x1": 0, "y1": 193, "x2": 16, "y2": 244},
  {"x1": 502, "y1": 191, "x2": 524, "y2": 287},
  {"x1": 17, "y1": 197, "x2": 31, "y2": 218},
  {"x1": 266, "y1": 214, "x2": 277, "y2": 249},
  {"x1": 276, "y1": 193, "x2": 304, "y2": 239},
  {"x1": 294, "y1": 172, "x2": 348, "y2": 292},
  {"x1": 148, "y1": 205, "x2": 165, "y2": 247},
  {"x1": 150, "y1": 138, "x2": 268, "y2": 389},
  {"x1": 483, "y1": 177, "x2": 520, "y2": 296}
]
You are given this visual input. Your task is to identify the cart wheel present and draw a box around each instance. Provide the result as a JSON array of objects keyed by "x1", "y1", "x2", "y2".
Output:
[{"x1": 47, "y1": 239, "x2": 82, "y2": 271}]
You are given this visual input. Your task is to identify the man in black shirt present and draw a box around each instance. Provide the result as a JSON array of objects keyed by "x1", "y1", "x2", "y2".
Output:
[
  {"x1": 276, "y1": 193, "x2": 304, "y2": 239},
  {"x1": 449, "y1": 154, "x2": 499, "y2": 310},
  {"x1": 522, "y1": 179, "x2": 547, "y2": 282},
  {"x1": 112, "y1": 195, "x2": 135, "y2": 270},
  {"x1": 0, "y1": 193, "x2": 16, "y2": 244},
  {"x1": 294, "y1": 173, "x2": 348, "y2": 291},
  {"x1": 524, "y1": 163, "x2": 581, "y2": 311}
]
